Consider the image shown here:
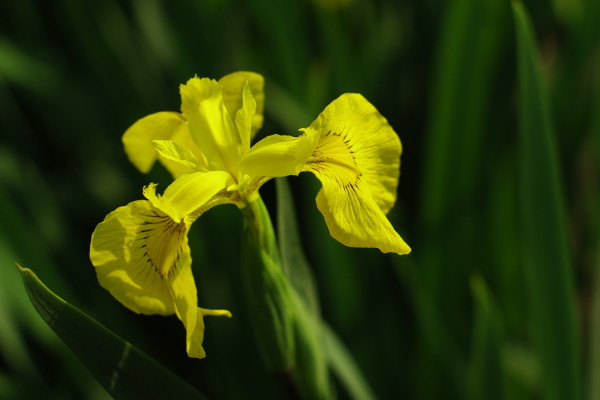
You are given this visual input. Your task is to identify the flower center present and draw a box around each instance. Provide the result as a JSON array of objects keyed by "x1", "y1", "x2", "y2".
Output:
[
  {"x1": 139, "y1": 211, "x2": 188, "y2": 278},
  {"x1": 304, "y1": 130, "x2": 361, "y2": 187}
]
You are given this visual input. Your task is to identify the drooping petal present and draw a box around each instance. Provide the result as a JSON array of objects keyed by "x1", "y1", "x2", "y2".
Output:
[
  {"x1": 219, "y1": 71, "x2": 265, "y2": 140},
  {"x1": 122, "y1": 111, "x2": 204, "y2": 179},
  {"x1": 89, "y1": 200, "x2": 187, "y2": 315},
  {"x1": 143, "y1": 170, "x2": 235, "y2": 223},
  {"x1": 166, "y1": 254, "x2": 231, "y2": 359},
  {"x1": 180, "y1": 77, "x2": 242, "y2": 174},
  {"x1": 314, "y1": 178, "x2": 411, "y2": 254},
  {"x1": 302, "y1": 93, "x2": 410, "y2": 254},
  {"x1": 90, "y1": 197, "x2": 233, "y2": 359},
  {"x1": 304, "y1": 93, "x2": 402, "y2": 213}
]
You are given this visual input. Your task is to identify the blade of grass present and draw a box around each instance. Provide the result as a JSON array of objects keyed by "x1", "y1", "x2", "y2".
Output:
[
  {"x1": 467, "y1": 275, "x2": 504, "y2": 400},
  {"x1": 589, "y1": 248, "x2": 600, "y2": 400},
  {"x1": 418, "y1": 0, "x2": 508, "y2": 395},
  {"x1": 320, "y1": 322, "x2": 376, "y2": 400},
  {"x1": 586, "y1": 34, "x2": 600, "y2": 400},
  {"x1": 17, "y1": 264, "x2": 207, "y2": 400},
  {"x1": 246, "y1": 0, "x2": 308, "y2": 99},
  {"x1": 275, "y1": 178, "x2": 376, "y2": 400},
  {"x1": 419, "y1": 0, "x2": 509, "y2": 335},
  {"x1": 420, "y1": 0, "x2": 508, "y2": 233},
  {"x1": 393, "y1": 257, "x2": 466, "y2": 393},
  {"x1": 512, "y1": 3, "x2": 581, "y2": 400},
  {"x1": 276, "y1": 178, "x2": 320, "y2": 315}
]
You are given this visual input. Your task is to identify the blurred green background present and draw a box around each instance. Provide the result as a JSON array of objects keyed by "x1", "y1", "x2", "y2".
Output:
[{"x1": 0, "y1": 0, "x2": 598, "y2": 399}]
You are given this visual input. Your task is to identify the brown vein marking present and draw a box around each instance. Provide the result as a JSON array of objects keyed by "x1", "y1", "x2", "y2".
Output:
[
  {"x1": 305, "y1": 129, "x2": 362, "y2": 187},
  {"x1": 137, "y1": 215, "x2": 187, "y2": 279}
]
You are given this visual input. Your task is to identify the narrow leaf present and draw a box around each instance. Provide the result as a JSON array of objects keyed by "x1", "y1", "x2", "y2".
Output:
[
  {"x1": 276, "y1": 178, "x2": 320, "y2": 314},
  {"x1": 466, "y1": 275, "x2": 504, "y2": 400},
  {"x1": 320, "y1": 322, "x2": 376, "y2": 400},
  {"x1": 417, "y1": 0, "x2": 508, "y2": 393},
  {"x1": 17, "y1": 264, "x2": 207, "y2": 400},
  {"x1": 240, "y1": 198, "x2": 296, "y2": 373},
  {"x1": 513, "y1": 3, "x2": 581, "y2": 400},
  {"x1": 275, "y1": 178, "x2": 376, "y2": 400},
  {"x1": 589, "y1": 251, "x2": 600, "y2": 400},
  {"x1": 587, "y1": 37, "x2": 600, "y2": 400}
]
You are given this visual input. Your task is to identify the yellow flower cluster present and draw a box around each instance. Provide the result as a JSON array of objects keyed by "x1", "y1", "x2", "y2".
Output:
[{"x1": 90, "y1": 72, "x2": 410, "y2": 358}]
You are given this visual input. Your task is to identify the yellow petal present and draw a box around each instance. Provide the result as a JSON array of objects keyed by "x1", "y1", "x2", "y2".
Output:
[
  {"x1": 143, "y1": 171, "x2": 235, "y2": 223},
  {"x1": 238, "y1": 134, "x2": 316, "y2": 180},
  {"x1": 89, "y1": 200, "x2": 191, "y2": 315},
  {"x1": 152, "y1": 140, "x2": 205, "y2": 171},
  {"x1": 91, "y1": 198, "x2": 232, "y2": 359},
  {"x1": 183, "y1": 308, "x2": 232, "y2": 359},
  {"x1": 234, "y1": 82, "x2": 256, "y2": 153},
  {"x1": 302, "y1": 93, "x2": 410, "y2": 254},
  {"x1": 122, "y1": 111, "x2": 204, "y2": 179},
  {"x1": 303, "y1": 93, "x2": 402, "y2": 214},
  {"x1": 219, "y1": 71, "x2": 265, "y2": 140},
  {"x1": 164, "y1": 255, "x2": 203, "y2": 358},
  {"x1": 180, "y1": 77, "x2": 242, "y2": 174},
  {"x1": 315, "y1": 178, "x2": 410, "y2": 254}
]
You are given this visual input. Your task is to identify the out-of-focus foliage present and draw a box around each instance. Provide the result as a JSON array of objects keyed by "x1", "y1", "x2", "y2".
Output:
[
  {"x1": 17, "y1": 265, "x2": 208, "y2": 400},
  {"x1": 0, "y1": 0, "x2": 598, "y2": 399}
]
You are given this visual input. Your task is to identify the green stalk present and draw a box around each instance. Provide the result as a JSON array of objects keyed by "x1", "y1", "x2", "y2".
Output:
[
  {"x1": 240, "y1": 196, "x2": 330, "y2": 400},
  {"x1": 240, "y1": 198, "x2": 296, "y2": 375}
]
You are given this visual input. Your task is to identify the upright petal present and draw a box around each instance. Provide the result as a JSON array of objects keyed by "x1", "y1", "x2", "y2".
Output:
[
  {"x1": 234, "y1": 82, "x2": 256, "y2": 153},
  {"x1": 122, "y1": 111, "x2": 204, "y2": 179},
  {"x1": 90, "y1": 200, "x2": 187, "y2": 315},
  {"x1": 302, "y1": 93, "x2": 410, "y2": 254},
  {"x1": 152, "y1": 140, "x2": 205, "y2": 171},
  {"x1": 219, "y1": 71, "x2": 265, "y2": 140},
  {"x1": 180, "y1": 77, "x2": 243, "y2": 174}
]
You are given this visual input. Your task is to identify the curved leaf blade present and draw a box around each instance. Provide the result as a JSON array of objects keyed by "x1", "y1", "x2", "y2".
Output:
[
  {"x1": 17, "y1": 264, "x2": 207, "y2": 400},
  {"x1": 512, "y1": 3, "x2": 581, "y2": 400},
  {"x1": 275, "y1": 178, "x2": 376, "y2": 400}
]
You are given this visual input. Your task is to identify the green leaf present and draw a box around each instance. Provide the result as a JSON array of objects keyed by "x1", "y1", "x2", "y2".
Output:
[
  {"x1": 588, "y1": 35, "x2": 600, "y2": 400},
  {"x1": 417, "y1": 0, "x2": 509, "y2": 393},
  {"x1": 512, "y1": 3, "x2": 581, "y2": 400},
  {"x1": 551, "y1": 0, "x2": 582, "y2": 26},
  {"x1": 276, "y1": 178, "x2": 320, "y2": 315},
  {"x1": 275, "y1": 178, "x2": 376, "y2": 400},
  {"x1": 588, "y1": 252, "x2": 600, "y2": 400},
  {"x1": 275, "y1": 178, "x2": 329, "y2": 400},
  {"x1": 420, "y1": 0, "x2": 508, "y2": 231},
  {"x1": 466, "y1": 275, "x2": 504, "y2": 400},
  {"x1": 393, "y1": 258, "x2": 466, "y2": 389},
  {"x1": 320, "y1": 322, "x2": 376, "y2": 400},
  {"x1": 240, "y1": 197, "x2": 296, "y2": 373},
  {"x1": 16, "y1": 264, "x2": 207, "y2": 400}
]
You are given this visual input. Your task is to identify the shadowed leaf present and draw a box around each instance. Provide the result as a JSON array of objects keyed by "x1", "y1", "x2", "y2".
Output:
[{"x1": 17, "y1": 265, "x2": 207, "y2": 400}]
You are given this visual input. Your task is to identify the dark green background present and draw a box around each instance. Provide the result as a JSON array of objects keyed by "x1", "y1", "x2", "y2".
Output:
[{"x1": 0, "y1": 0, "x2": 597, "y2": 399}]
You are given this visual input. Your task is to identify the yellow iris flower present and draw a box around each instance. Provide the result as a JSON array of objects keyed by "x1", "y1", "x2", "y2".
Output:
[{"x1": 89, "y1": 71, "x2": 410, "y2": 359}]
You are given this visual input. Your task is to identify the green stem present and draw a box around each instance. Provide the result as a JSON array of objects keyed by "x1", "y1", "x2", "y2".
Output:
[
  {"x1": 239, "y1": 196, "x2": 296, "y2": 380},
  {"x1": 240, "y1": 196, "x2": 331, "y2": 400},
  {"x1": 241, "y1": 197, "x2": 280, "y2": 262}
]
